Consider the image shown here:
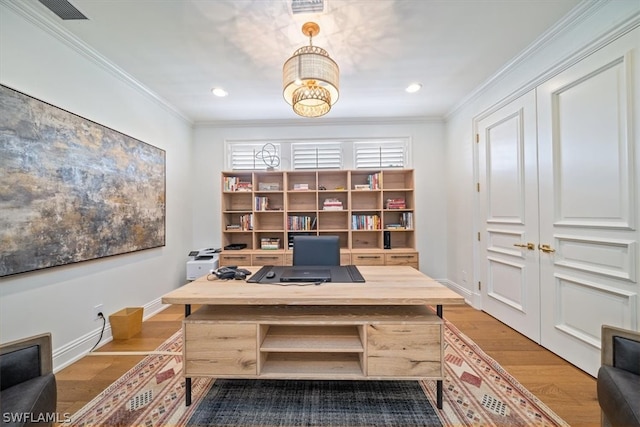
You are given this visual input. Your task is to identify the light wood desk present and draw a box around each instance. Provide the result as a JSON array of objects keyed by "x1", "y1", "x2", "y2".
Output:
[{"x1": 161, "y1": 265, "x2": 465, "y2": 409}]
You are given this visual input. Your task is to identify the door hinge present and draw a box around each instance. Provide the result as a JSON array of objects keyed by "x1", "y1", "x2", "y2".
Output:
[
  {"x1": 476, "y1": 133, "x2": 479, "y2": 143},
  {"x1": 476, "y1": 182, "x2": 480, "y2": 192},
  {"x1": 478, "y1": 281, "x2": 482, "y2": 291},
  {"x1": 477, "y1": 232, "x2": 481, "y2": 241}
]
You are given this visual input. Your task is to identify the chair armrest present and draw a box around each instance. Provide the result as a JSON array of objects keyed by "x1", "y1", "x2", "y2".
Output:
[
  {"x1": 0, "y1": 333, "x2": 53, "y2": 390},
  {"x1": 601, "y1": 325, "x2": 640, "y2": 367}
]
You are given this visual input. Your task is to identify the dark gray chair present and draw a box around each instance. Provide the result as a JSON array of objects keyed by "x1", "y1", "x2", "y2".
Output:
[
  {"x1": 0, "y1": 333, "x2": 57, "y2": 427},
  {"x1": 292, "y1": 235, "x2": 340, "y2": 266},
  {"x1": 597, "y1": 325, "x2": 640, "y2": 427}
]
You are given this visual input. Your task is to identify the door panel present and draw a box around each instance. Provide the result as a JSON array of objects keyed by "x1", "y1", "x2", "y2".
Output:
[
  {"x1": 537, "y1": 29, "x2": 639, "y2": 375},
  {"x1": 478, "y1": 90, "x2": 540, "y2": 341}
]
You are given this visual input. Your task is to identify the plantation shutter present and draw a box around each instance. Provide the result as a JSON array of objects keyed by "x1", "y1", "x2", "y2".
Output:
[
  {"x1": 292, "y1": 143, "x2": 342, "y2": 169},
  {"x1": 354, "y1": 141, "x2": 407, "y2": 169},
  {"x1": 229, "y1": 143, "x2": 281, "y2": 170}
]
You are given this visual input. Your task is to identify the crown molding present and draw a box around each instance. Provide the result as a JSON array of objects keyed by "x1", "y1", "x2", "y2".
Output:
[
  {"x1": 194, "y1": 115, "x2": 444, "y2": 129},
  {"x1": 446, "y1": 1, "x2": 640, "y2": 119},
  {"x1": 1, "y1": 0, "x2": 192, "y2": 125}
]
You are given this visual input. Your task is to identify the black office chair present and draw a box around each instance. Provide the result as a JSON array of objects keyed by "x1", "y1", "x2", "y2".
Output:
[{"x1": 292, "y1": 235, "x2": 340, "y2": 266}]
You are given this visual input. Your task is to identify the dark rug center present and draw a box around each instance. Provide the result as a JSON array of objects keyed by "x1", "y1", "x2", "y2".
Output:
[{"x1": 187, "y1": 379, "x2": 442, "y2": 426}]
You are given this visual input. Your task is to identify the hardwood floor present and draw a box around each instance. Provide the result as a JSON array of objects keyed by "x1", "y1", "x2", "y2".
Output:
[
  {"x1": 444, "y1": 305, "x2": 600, "y2": 426},
  {"x1": 55, "y1": 303, "x2": 600, "y2": 426}
]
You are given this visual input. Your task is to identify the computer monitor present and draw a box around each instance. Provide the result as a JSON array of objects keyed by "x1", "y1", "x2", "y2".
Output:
[{"x1": 293, "y1": 235, "x2": 340, "y2": 266}]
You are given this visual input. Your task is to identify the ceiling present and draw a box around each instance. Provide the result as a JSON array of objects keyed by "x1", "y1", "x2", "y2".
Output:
[{"x1": 29, "y1": 0, "x2": 582, "y2": 123}]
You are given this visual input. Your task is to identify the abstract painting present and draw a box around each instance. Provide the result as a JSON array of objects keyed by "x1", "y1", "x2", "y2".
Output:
[{"x1": 0, "y1": 85, "x2": 166, "y2": 277}]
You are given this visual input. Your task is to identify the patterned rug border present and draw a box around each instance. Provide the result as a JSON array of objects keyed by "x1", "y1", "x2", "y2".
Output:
[
  {"x1": 68, "y1": 319, "x2": 569, "y2": 427},
  {"x1": 433, "y1": 319, "x2": 569, "y2": 426}
]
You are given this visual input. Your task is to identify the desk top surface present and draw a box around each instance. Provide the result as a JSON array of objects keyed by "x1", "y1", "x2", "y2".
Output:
[{"x1": 162, "y1": 266, "x2": 465, "y2": 306}]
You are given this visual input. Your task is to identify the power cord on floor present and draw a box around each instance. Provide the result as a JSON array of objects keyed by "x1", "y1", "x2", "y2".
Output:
[{"x1": 90, "y1": 312, "x2": 105, "y2": 352}]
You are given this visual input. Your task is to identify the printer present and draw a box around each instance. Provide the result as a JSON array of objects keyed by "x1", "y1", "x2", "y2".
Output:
[{"x1": 186, "y1": 247, "x2": 220, "y2": 280}]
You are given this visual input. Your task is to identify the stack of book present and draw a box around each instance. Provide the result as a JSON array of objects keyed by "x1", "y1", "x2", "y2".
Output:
[
  {"x1": 385, "y1": 198, "x2": 406, "y2": 209},
  {"x1": 224, "y1": 176, "x2": 253, "y2": 192},
  {"x1": 322, "y1": 198, "x2": 343, "y2": 210},
  {"x1": 260, "y1": 238, "x2": 280, "y2": 250},
  {"x1": 293, "y1": 183, "x2": 309, "y2": 191},
  {"x1": 385, "y1": 223, "x2": 405, "y2": 230},
  {"x1": 288, "y1": 232, "x2": 314, "y2": 249}
]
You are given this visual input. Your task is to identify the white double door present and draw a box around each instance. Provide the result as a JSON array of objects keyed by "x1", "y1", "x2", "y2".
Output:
[{"x1": 477, "y1": 29, "x2": 639, "y2": 376}]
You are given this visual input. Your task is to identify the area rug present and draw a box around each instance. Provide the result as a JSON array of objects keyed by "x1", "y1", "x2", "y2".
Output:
[
  {"x1": 66, "y1": 320, "x2": 568, "y2": 426},
  {"x1": 188, "y1": 380, "x2": 441, "y2": 426}
]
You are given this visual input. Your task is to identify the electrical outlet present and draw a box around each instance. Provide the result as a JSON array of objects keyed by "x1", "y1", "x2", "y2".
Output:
[{"x1": 93, "y1": 304, "x2": 104, "y2": 320}]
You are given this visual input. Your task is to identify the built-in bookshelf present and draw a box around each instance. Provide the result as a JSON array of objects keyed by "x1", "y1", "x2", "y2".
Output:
[{"x1": 220, "y1": 170, "x2": 418, "y2": 268}]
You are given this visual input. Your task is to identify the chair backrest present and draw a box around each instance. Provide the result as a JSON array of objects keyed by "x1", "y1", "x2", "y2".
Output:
[
  {"x1": 293, "y1": 235, "x2": 340, "y2": 266},
  {"x1": 0, "y1": 333, "x2": 52, "y2": 391},
  {"x1": 601, "y1": 325, "x2": 640, "y2": 375}
]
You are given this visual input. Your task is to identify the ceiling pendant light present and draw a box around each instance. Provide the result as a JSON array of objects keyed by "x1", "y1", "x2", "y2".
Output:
[{"x1": 283, "y1": 22, "x2": 339, "y2": 118}]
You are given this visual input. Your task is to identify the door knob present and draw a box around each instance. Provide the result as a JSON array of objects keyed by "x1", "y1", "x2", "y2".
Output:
[
  {"x1": 513, "y1": 243, "x2": 535, "y2": 250},
  {"x1": 538, "y1": 244, "x2": 556, "y2": 253}
]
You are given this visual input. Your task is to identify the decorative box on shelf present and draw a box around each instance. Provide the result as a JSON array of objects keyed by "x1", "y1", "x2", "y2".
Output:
[{"x1": 258, "y1": 182, "x2": 280, "y2": 191}]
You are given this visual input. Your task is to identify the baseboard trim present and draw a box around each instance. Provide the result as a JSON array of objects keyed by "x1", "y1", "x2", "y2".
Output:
[{"x1": 52, "y1": 297, "x2": 170, "y2": 372}]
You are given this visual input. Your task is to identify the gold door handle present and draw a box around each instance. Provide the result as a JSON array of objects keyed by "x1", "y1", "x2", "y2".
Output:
[
  {"x1": 513, "y1": 243, "x2": 535, "y2": 250},
  {"x1": 538, "y1": 244, "x2": 556, "y2": 253}
]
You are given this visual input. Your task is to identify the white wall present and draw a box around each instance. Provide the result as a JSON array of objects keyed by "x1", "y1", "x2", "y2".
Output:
[
  {"x1": 445, "y1": 1, "x2": 640, "y2": 306},
  {"x1": 192, "y1": 120, "x2": 448, "y2": 279},
  {"x1": 0, "y1": 2, "x2": 194, "y2": 369}
]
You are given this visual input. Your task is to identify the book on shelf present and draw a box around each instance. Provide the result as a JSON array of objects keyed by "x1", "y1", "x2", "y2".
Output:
[
  {"x1": 367, "y1": 173, "x2": 380, "y2": 190},
  {"x1": 351, "y1": 214, "x2": 381, "y2": 230},
  {"x1": 287, "y1": 215, "x2": 316, "y2": 231},
  {"x1": 293, "y1": 183, "x2": 309, "y2": 191},
  {"x1": 385, "y1": 198, "x2": 406, "y2": 209},
  {"x1": 239, "y1": 213, "x2": 253, "y2": 230},
  {"x1": 224, "y1": 176, "x2": 253, "y2": 192},
  {"x1": 399, "y1": 212, "x2": 413, "y2": 229},
  {"x1": 287, "y1": 232, "x2": 315, "y2": 249},
  {"x1": 254, "y1": 196, "x2": 269, "y2": 211},
  {"x1": 260, "y1": 237, "x2": 280, "y2": 250},
  {"x1": 385, "y1": 223, "x2": 406, "y2": 229},
  {"x1": 322, "y1": 198, "x2": 344, "y2": 210}
]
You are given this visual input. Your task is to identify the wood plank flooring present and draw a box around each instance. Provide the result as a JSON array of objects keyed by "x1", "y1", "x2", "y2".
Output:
[{"x1": 55, "y1": 303, "x2": 600, "y2": 426}]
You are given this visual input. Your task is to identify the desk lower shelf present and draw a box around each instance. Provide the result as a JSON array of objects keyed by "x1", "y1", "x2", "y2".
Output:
[{"x1": 183, "y1": 305, "x2": 443, "y2": 380}]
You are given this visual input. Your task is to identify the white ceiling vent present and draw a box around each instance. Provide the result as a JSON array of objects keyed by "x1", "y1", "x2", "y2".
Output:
[
  {"x1": 38, "y1": 0, "x2": 88, "y2": 20},
  {"x1": 291, "y1": 0, "x2": 325, "y2": 15}
]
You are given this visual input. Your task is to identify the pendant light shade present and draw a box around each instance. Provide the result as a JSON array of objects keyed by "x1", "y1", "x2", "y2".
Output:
[{"x1": 283, "y1": 22, "x2": 339, "y2": 118}]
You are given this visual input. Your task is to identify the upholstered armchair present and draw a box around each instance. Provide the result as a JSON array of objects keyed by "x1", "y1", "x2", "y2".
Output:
[
  {"x1": 0, "y1": 333, "x2": 57, "y2": 427},
  {"x1": 597, "y1": 325, "x2": 640, "y2": 427}
]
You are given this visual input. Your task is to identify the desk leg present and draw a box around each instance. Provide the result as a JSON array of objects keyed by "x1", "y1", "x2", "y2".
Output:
[
  {"x1": 185, "y1": 377, "x2": 192, "y2": 406},
  {"x1": 184, "y1": 304, "x2": 192, "y2": 406},
  {"x1": 436, "y1": 304, "x2": 443, "y2": 409}
]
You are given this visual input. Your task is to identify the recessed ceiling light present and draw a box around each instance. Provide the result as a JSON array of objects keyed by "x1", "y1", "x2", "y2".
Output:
[
  {"x1": 405, "y1": 83, "x2": 422, "y2": 93},
  {"x1": 211, "y1": 87, "x2": 228, "y2": 97}
]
